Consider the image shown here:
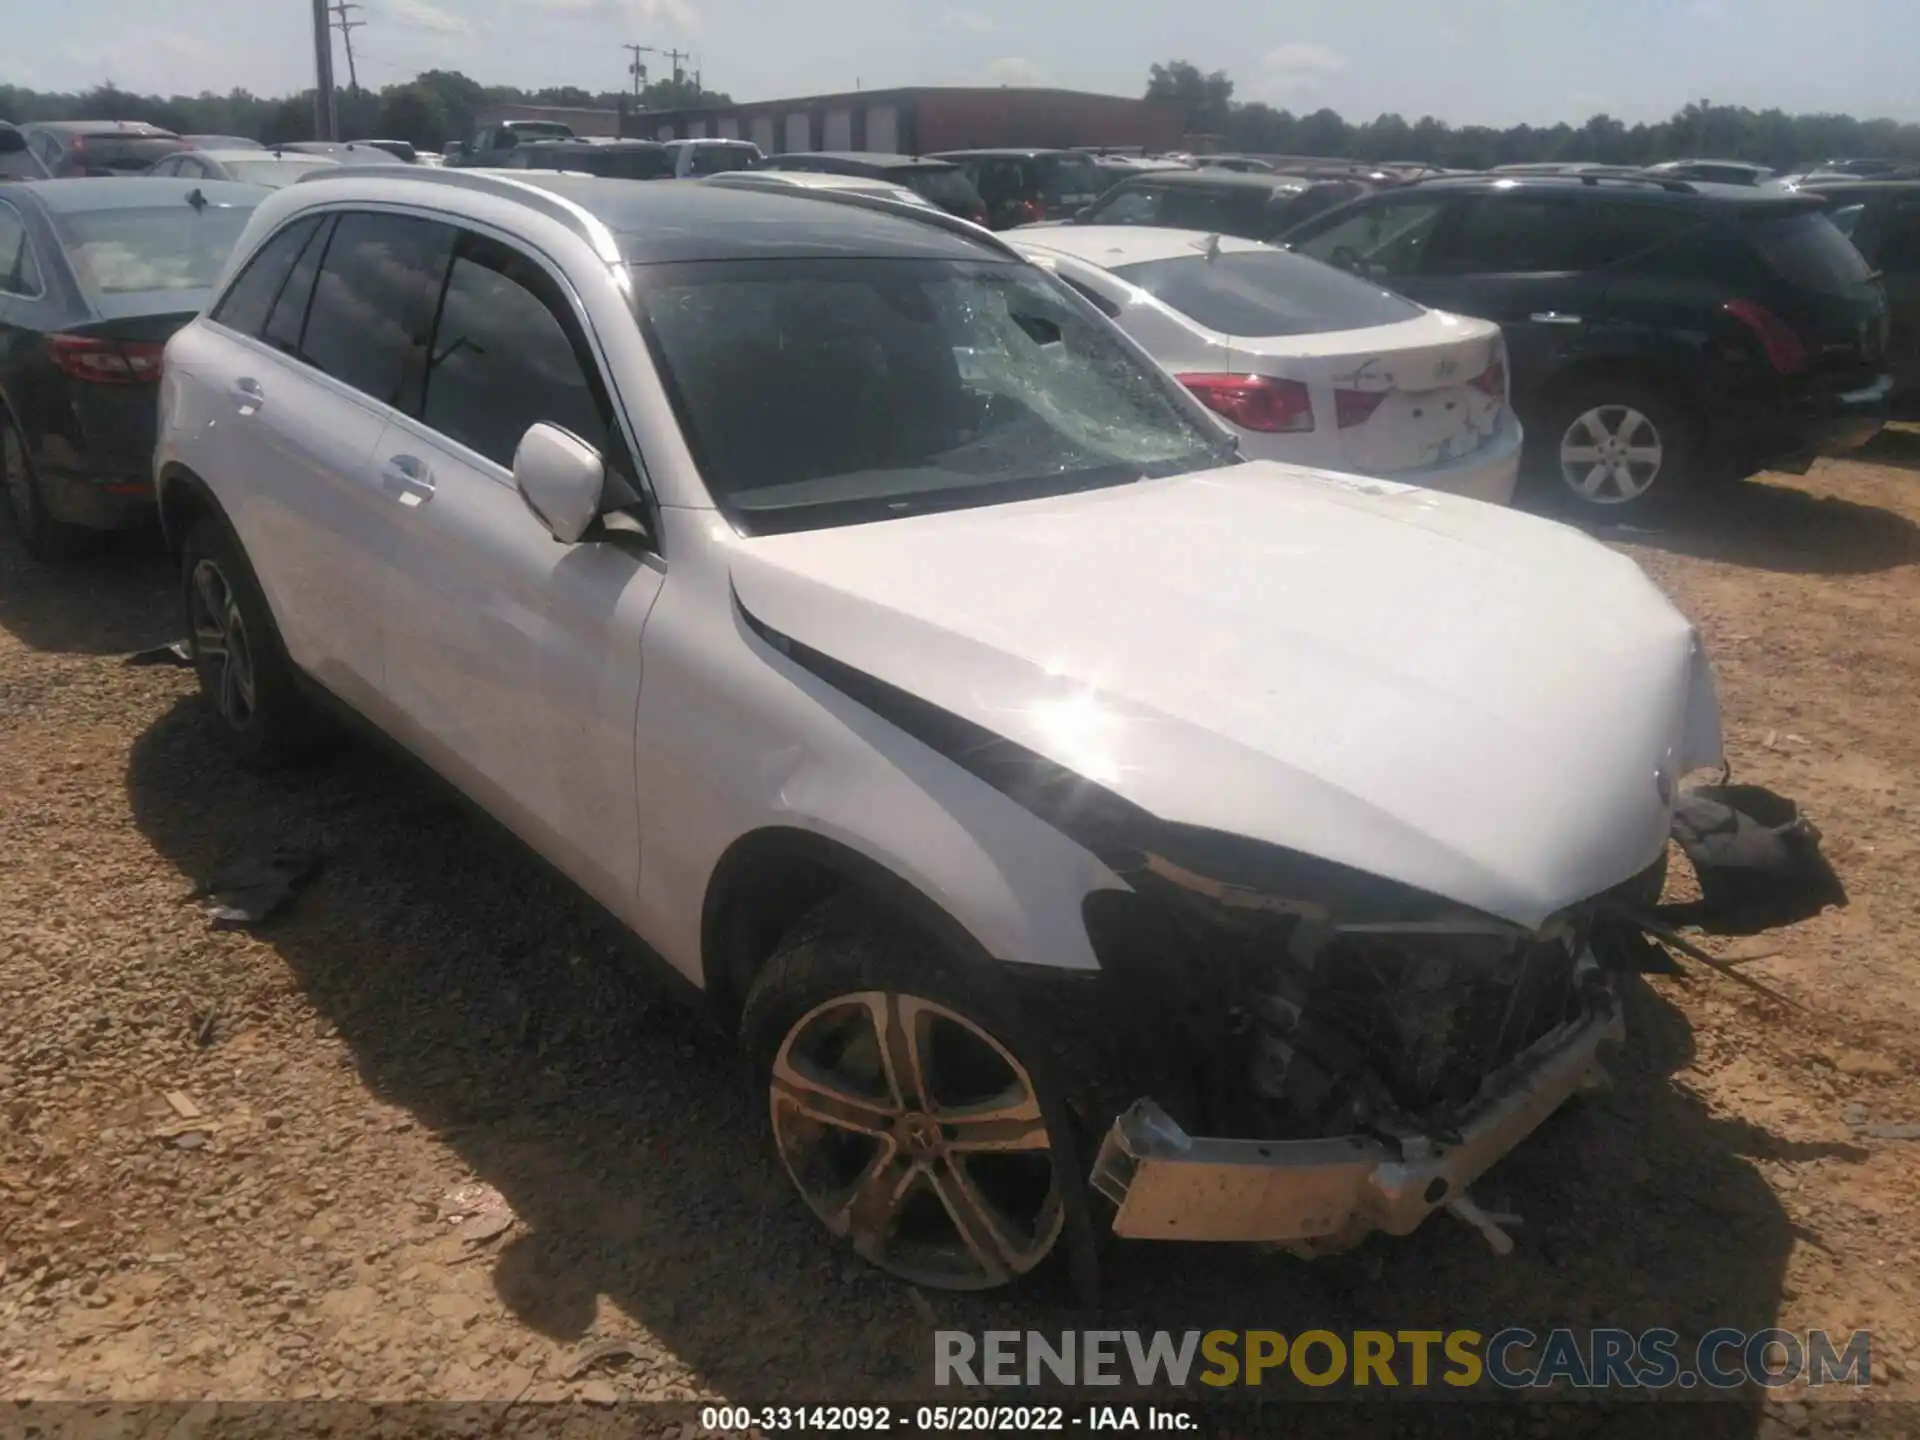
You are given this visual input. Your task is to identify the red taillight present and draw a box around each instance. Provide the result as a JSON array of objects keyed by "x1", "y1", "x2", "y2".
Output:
[
  {"x1": 1018, "y1": 198, "x2": 1045, "y2": 224},
  {"x1": 1722, "y1": 299, "x2": 1809, "y2": 375},
  {"x1": 1470, "y1": 355, "x2": 1507, "y2": 399},
  {"x1": 1179, "y1": 373, "x2": 1314, "y2": 433},
  {"x1": 1333, "y1": 388, "x2": 1389, "y2": 429},
  {"x1": 970, "y1": 206, "x2": 990, "y2": 226},
  {"x1": 45, "y1": 334, "x2": 166, "y2": 385}
]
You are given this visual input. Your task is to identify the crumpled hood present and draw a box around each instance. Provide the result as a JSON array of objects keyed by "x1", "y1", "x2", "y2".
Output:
[{"x1": 728, "y1": 461, "x2": 1723, "y2": 930}]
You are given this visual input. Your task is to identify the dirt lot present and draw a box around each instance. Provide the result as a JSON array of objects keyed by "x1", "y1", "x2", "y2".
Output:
[{"x1": 4, "y1": 440, "x2": 1920, "y2": 1435}]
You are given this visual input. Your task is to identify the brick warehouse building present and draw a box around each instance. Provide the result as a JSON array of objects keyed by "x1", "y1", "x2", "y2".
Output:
[{"x1": 624, "y1": 86, "x2": 1183, "y2": 156}]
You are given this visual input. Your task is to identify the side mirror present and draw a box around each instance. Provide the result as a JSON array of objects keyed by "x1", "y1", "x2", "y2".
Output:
[{"x1": 513, "y1": 424, "x2": 605, "y2": 544}]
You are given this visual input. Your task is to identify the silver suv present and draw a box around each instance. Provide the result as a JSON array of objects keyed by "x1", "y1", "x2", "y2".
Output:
[{"x1": 155, "y1": 167, "x2": 1824, "y2": 1294}]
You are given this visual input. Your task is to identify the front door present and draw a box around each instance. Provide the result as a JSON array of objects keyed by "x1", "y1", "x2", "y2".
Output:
[{"x1": 376, "y1": 228, "x2": 665, "y2": 916}]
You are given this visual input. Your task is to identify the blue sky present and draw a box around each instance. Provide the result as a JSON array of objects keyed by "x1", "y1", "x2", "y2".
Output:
[{"x1": 10, "y1": 0, "x2": 1919, "y2": 128}]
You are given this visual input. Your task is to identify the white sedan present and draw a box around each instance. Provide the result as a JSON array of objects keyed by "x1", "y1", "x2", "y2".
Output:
[{"x1": 1012, "y1": 226, "x2": 1524, "y2": 504}]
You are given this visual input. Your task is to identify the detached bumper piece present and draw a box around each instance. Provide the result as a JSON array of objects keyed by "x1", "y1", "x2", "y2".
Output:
[
  {"x1": 1089, "y1": 985, "x2": 1622, "y2": 1251},
  {"x1": 1657, "y1": 783, "x2": 1846, "y2": 936}
]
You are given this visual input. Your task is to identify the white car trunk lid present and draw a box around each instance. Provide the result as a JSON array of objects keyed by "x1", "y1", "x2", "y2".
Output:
[{"x1": 1230, "y1": 313, "x2": 1506, "y2": 476}]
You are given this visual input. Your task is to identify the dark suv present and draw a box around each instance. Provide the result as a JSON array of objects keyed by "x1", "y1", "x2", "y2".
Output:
[
  {"x1": 20, "y1": 121, "x2": 188, "y2": 178},
  {"x1": 1282, "y1": 174, "x2": 1893, "y2": 516},
  {"x1": 1799, "y1": 179, "x2": 1920, "y2": 410},
  {"x1": 757, "y1": 153, "x2": 988, "y2": 225},
  {"x1": 926, "y1": 149, "x2": 1106, "y2": 228}
]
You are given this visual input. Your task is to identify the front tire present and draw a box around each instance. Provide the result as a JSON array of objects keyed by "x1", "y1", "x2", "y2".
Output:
[
  {"x1": 1524, "y1": 377, "x2": 1696, "y2": 518},
  {"x1": 742, "y1": 896, "x2": 1073, "y2": 1292},
  {"x1": 180, "y1": 513, "x2": 317, "y2": 770}
]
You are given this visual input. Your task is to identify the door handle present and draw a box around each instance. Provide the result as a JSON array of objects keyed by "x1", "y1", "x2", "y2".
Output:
[
  {"x1": 379, "y1": 454, "x2": 435, "y2": 506},
  {"x1": 230, "y1": 378, "x2": 264, "y2": 413},
  {"x1": 1529, "y1": 312, "x2": 1584, "y2": 326}
]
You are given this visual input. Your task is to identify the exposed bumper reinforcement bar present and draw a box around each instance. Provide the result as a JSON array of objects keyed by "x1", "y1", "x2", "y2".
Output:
[{"x1": 1088, "y1": 990, "x2": 1624, "y2": 1249}]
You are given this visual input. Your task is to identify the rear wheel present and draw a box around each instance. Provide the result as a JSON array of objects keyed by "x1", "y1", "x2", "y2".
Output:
[
  {"x1": 1525, "y1": 378, "x2": 1697, "y2": 518},
  {"x1": 742, "y1": 897, "x2": 1072, "y2": 1291},
  {"x1": 180, "y1": 513, "x2": 319, "y2": 770},
  {"x1": 2, "y1": 414, "x2": 88, "y2": 561}
]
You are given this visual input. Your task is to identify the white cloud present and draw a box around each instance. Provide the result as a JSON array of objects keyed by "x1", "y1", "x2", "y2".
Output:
[
  {"x1": 937, "y1": 7, "x2": 996, "y2": 32},
  {"x1": 982, "y1": 56, "x2": 1046, "y2": 86},
  {"x1": 1255, "y1": 41, "x2": 1349, "y2": 102},
  {"x1": 523, "y1": 0, "x2": 698, "y2": 31},
  {"x1": 1261, "y1": 42, "x2": 1350, "y2": 78},
  {"x1": 388, "y1": 0, "x2": 470, "y2": 34}
]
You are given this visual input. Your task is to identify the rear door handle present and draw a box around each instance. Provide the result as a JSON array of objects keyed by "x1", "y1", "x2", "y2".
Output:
[
  {"x1": 230, "y1": 378, "x2": 264, "y2": 413},
  {"x1": 1529, "y1": 312, "x2": 1584, "y2": 326},
  {"x1": 379, "y1": 454, "x2": 435, "y2": 507}
]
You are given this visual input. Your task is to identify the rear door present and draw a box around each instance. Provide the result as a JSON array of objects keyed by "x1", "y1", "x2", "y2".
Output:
[
  {"x1": 201, "y1": 209, "x2": 456, "y2": 716},
  {"x1": 376, "y1": 228, "x2": 664, "y2": 912},
  {"x1": 1400, "y1": 194, "x2": 1618, "y2": 406}
]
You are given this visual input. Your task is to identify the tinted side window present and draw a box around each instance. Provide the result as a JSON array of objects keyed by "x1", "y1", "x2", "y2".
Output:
[
  {"x1": 421, "y1": 234, "x2": 609, "y2": 469},
  {"x1": 1430, "y1": 197, "x2": 1595, "y2": 273},
  {"x1": 299, "y1": 212, "x2": 455, "y2": 411},
  {"x1": 1289, "y1": 199, "x2": 1449, "y2": 276},
  {"x1": 0, "y1": 203, "x2": 41, "y2": 296},
  {"x1": 263, "y1": 214, "x2": 333, "y2": 353},
  {"x1": 1586, "y1": 202, "x2": 1699, "y2": 267},
  {"x1": 210, "y1": 216, "x2": 322, "y2": 337}
]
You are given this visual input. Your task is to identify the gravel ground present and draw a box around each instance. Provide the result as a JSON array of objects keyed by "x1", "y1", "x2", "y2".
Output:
[{"x1": 4, "y1": 441, "x2": 1920, "y2": 1436}]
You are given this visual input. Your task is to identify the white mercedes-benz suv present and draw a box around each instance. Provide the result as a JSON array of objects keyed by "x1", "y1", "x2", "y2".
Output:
[{"x1": 154, "y1": 168, "x2": 1835, "y2": 1295}]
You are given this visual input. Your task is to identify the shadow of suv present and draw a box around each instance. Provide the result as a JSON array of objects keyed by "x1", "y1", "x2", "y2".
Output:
[{"x1": 1280, "y1": 174, "x2": 1894, "y2": 516}]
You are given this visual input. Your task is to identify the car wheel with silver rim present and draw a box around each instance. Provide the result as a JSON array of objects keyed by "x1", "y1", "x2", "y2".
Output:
[
  {"x1": 179, "y1": 512, "x2": 319, "y2": 769},
  {"x1": 1527, "y1": 378, "x2": 1693, "y2": 518},
  {"x1": 743, "y1": 897, "x2": 1073, "y2": 1291}
]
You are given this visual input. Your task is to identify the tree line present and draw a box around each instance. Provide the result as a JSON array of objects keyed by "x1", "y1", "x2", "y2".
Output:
[
  {"x1": 7, "y1": 59, "x2": 1920, "y2": 169},
  {"x1": 0, "y1": 71, "x2": 731, "y2": 152},
  {"x1": 1145, "y1": 60, "x2": 1920, "y2": 169}
]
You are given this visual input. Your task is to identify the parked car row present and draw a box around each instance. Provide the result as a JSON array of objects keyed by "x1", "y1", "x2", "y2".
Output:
[{"x1": 117, "y1": 165, "x2": 1834, "y2": 1297}]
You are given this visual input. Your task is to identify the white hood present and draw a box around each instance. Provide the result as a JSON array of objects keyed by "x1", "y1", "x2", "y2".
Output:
[{"x1": 728, "y1": 461, "x2": 1723, "y2": 930}]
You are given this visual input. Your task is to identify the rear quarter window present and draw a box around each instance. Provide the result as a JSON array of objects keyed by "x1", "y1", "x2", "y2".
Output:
[{"x1": 1744, "y1": 210, "x2": 1875, "y2": 295}]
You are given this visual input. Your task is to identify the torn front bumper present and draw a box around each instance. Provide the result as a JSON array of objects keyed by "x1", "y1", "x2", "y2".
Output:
[{"x1": 1088, "y1": 977, "x2": 1623, "y2": 1249}]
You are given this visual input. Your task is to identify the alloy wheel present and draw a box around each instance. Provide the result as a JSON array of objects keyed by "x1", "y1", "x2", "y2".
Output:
[
  {"x1": 1559, "y1": 405, "x2": 1665, "y2": 504},
  {"x1": 187, "y1": 558, "x2": 258, "y2": 729},
  {"x1": 770, "y1": 990, "x2": 1064, "y2": 1290}
]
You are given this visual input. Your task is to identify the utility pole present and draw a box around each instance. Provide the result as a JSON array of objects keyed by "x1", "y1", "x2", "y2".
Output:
[
  {"x1": 331, "y1": 3, "x2": 364, "y2": 98},
  {"x1": 664, "y1": 47, "x2": 692, "y2": 88},
  {"x1": 310, "y1": 0, "x2": 337, "y2": 141},
  {"x1": 623, "y1": 43, "x2": 656, "y2": 103}
]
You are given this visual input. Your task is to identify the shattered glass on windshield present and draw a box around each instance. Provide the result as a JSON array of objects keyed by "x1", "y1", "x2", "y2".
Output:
[{"x1": 634, "y1": 258, "x2": 1233, "y2": 532}]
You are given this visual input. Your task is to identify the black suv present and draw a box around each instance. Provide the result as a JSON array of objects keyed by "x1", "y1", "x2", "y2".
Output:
[
  {"x1": 1800, "y1": 179, "x2": 1920, "y2": 410},
  {"x1": 1282, "y1": 174, "x2": 1893, "y2": 515},
  {"x1": 926, "y1": 148, "x2": 1105, "y2": 228}
]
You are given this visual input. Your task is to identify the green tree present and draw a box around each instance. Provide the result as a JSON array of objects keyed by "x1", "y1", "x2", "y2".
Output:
[
  {"x1": 1146, "y1": 60, "x2": 1235, "y2": 137},
  {"x1": 376, "y1": 85, "x2": 450, "y2": 150}
]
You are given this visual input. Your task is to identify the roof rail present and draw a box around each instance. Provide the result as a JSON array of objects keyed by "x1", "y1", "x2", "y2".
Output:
[
  {"x1": 291, "y1": 164, "x2": 623, "y2": 262},
  {"x1": 749, "y1": 183, "x2": 1025, "y2": 261}
]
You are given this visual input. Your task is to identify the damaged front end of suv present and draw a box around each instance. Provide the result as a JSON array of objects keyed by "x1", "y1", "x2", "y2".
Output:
[{"x1": 1021, "y1": 782, "x2": 1846, "y2": 1259}]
